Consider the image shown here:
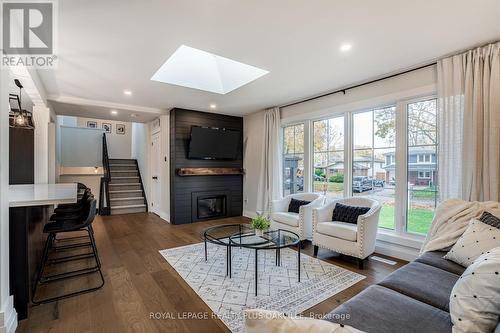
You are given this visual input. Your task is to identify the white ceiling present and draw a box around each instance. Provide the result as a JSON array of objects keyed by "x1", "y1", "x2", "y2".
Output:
[{"x1": 39, "y1": 0, "x2": 500, "y2": 121}]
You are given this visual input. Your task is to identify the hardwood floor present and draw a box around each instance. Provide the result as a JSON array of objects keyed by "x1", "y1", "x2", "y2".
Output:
[{"x1": 17, "y1": 213, "x2": 407, "y2": 333}]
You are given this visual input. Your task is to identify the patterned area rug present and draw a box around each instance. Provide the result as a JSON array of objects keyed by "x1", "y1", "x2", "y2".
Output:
[{"x1": 160, "y1": 242, "x2": 364, "y2": 333}]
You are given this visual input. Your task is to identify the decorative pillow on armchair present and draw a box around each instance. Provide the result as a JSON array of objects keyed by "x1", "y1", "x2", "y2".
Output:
[
  {"x1": 449, "y1": 247, "x2": 500, "y2": 333},
  {"x1": 444, "y1": 219, "x2": 500, "y2": 267},
  {"x1": 331, "y1": 203, "x2": 370, "y2": 224},
  {"x1": 288, "y1": 198, "x2": 311, "y2": 213}
]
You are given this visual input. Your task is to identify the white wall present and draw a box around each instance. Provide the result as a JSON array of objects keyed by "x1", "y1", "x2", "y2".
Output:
[
  {"x1": 60, "y1": 126, "x2": 103, "y2": 167},
  {"x1": 0, "y1": 69, "x2": 17, "y2": 333},
  {"x1": 33, "y1": 105, "x2": 51, "y2": 184},
  {"x1": 131, "y1": 122, "x2": 150, "y2": 203},
  {"x1": 76, "y1": 117, "x2": 132, "y2": 159}
]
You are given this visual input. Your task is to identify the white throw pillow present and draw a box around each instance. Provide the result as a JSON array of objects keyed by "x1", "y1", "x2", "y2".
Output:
[
  {"x1": 444, "y1": 219, "x2": 500, "y2": 267},
  {"x1": 244, "y1": 309, "x2": 365, "y2": 333},
  {"x1": 449, "y1": 247, "x2": 500, "y2": 333}
]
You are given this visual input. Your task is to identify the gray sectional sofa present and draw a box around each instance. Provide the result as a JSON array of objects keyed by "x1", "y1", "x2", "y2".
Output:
[{"x1": 325, "y1": 251, "x2": 499, "y2": 333}]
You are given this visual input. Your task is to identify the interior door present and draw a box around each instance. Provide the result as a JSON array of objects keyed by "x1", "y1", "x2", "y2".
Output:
[{"x1": 150, "y1": 131, "x2": 161, "y2": 213}]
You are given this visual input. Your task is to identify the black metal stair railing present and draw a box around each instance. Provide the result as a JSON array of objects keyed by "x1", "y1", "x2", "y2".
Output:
[{"x1": 99, "y1": 133, "x2": 111, "y2": 215}]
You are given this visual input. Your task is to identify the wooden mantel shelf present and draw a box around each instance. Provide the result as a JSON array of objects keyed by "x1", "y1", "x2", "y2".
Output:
[{"x1": 177, "y1": 167, "x2": 245, "y2": 176}]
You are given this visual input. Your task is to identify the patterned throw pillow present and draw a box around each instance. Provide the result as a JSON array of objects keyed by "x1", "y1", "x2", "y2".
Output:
[
  {"x1": 287, "y1": 198, "x2": 311, "y2": 213},
  {"x1": 444, "y1": 219, "x2": 500, "y2": 267},
  {"x1": 479, "y1": 211, "x2": 500, "y2": 229},
  {"x1": 331, "y1": 203, "x2": 370, "y2": 224},
  {"x1": 449, "y1": 247, "x2": 500, "y2": 333}
]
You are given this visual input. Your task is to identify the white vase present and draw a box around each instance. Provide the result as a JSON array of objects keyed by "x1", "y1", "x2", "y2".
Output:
[{"x1": 255, "y1": 229, "x2": 264, "y2": 237}]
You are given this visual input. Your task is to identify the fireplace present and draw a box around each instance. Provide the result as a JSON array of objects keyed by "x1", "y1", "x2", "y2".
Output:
[{"x1": 191, "y1": 190, "x2": 230, "y2": 222}]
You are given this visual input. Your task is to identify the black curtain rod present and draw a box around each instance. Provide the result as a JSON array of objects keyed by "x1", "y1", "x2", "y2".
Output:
[{"x1": 280, "y1": 62, "x2": 437, "y2": 109}]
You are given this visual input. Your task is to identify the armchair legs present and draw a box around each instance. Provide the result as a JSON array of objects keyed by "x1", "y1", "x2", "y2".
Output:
[
  {"x1": 313, "y1": 245, "x2": 319, "y2": 256},
  {"x1": 357, "y1": 258, "x2": 364, "y2": 270}
]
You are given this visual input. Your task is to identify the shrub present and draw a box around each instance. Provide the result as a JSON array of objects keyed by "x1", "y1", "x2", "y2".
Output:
[
  {"x1": 314, "y1": 168, "x2": 325, "y2": 178},
  {"x1": 329, "y1": 174, "x2": 344, "y2": 183}
]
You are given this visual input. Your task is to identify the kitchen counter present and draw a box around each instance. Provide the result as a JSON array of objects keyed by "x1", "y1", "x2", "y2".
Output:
[{"x1": 9, "y1": 183, "x2": 77, "y2": 207}]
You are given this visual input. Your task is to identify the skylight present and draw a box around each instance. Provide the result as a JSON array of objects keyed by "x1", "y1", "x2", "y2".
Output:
[{"x1": 151, "y1": 45, "x2": 269, "y2": 94}]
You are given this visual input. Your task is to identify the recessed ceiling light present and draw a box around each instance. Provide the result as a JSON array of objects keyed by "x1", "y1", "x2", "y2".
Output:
[
  {"x1": 111, "y1": 110, "x2": 118, "y2": 115},
  {"x1": 151, "y1": 45, "x2": 269, "y2": 94},
  {"x1": 123, "y1": 89, "x2": 132, "y2": 96},
  {"x1": 340, "y1": 43, "x2": 352, "y2": 52},
  {"x1": 209, "y1": 104, "x2": 217, "y2": 110},
  {"x1": 130, "y1": 113, "x2": 137, "y2": 118}
]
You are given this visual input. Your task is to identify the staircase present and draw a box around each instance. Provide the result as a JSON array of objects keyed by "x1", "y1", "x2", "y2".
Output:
[{"x1": 108, "y1": 159, "x2": 147, "y2": 215}]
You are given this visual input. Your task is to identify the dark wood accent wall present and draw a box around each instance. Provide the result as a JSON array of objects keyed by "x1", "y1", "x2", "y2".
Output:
[
  {"x1": 9, "y1": 127, "x2": 34, "y2": 184},
  {"x1": 170, "y1": 108, "x2": 243, "y2": 225}
]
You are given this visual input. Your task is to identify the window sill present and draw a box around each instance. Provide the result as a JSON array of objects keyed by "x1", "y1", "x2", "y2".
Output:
[{"x1": 376, "y1": 229, "x2": 424, "y2": 249}]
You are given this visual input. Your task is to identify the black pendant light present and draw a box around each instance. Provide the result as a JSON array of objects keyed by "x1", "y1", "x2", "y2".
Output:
[{"x1": 8, "y1": 79, "x2": 35, "y2": 129}]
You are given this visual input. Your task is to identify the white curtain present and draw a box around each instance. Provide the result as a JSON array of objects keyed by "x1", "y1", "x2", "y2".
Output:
[
  {"x1": 438, "y1": 42, "x2": 500, "y2": 201},
  {"x1": 257, "y1": 107, "x2": 283, "y2": 215}
]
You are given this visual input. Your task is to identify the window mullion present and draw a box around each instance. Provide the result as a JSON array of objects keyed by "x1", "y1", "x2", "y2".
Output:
[
  {"x1": 345, "y1": 112, "x2": 352, "y2": 197},
  {"x1": 394, "y1": 101, "x2": 408, "y2": 235}
]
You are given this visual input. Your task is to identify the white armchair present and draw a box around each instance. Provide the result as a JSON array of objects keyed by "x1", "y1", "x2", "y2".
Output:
[
  {"x1": 270, "y1": 193, "x2": 324, "y2": 241},
  {"x1": 312, "y1": 197, "x2": 381, "y2": 269}
]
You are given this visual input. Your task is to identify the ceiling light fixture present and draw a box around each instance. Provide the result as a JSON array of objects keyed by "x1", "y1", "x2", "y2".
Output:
[
  {"x1": 340, "y1": 43, "x2": 352, "y2": 52},
  {"x1": 151, "y1": 45, "x2": 269, "y2": 94},
  {"x1": 130, "y1": 113, "x2": 137, "y2": 118},
  {"x1": 209, "y1": 104, "x2": 217, "y2": 110},
  {"x1": 111, "y1": 110, "x2": 118, "y2": 115},
  {"x1": 123, "y1": 89, "x2": 132, "y2": 96}
]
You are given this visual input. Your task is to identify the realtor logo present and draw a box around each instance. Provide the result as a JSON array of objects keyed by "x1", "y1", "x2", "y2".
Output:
[{"x1": 2, "y1": 1, "x2": 57, "y2": 67}]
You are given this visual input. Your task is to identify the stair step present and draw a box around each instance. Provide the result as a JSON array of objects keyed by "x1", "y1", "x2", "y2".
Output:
[
  {"x1": 111, "y1": 171, "x2": 138, "y2": 177},
  {"x1": 111, "y1": 204, "x2": 147, "y2": 215},
  {"x1": 109, "y1": 183, "x2": 142, "y2": 191},
  {"x1": 110, "y1": 176, "x2": 140, "y2": 184},
  {"x1": 110, "y1": 197, "x2": 145, "y2": 206},
  {"x1": 109, "y1": 189, "x2": 143, "y2": 198},
  {"x1": 109, "y1": 159, "x2": 136, "y2": 165}
]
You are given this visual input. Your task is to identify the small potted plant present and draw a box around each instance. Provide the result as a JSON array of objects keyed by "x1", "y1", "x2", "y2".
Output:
[{"x1": 251, "y1": 215, "x2": 271, "y2": 237}]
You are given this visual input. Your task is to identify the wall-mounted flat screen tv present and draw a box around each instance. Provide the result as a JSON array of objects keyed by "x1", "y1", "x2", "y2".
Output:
[{"x1": 188, "y1": 126, "x2": 241, "y2": 160}]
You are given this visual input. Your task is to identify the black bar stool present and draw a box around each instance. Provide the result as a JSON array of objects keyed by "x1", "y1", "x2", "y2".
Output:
[{"x1": 32, "y1": 197, "x2": 105, "y2": 304}]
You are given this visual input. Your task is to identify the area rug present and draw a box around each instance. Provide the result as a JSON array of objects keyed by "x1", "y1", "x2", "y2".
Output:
[{"x1": 159, "y1": 242, "x2": 365, "y2": 333}]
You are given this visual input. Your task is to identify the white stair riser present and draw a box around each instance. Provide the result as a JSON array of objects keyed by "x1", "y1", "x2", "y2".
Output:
[
  {"x1": 109, "y1": 184, "x2": 142, "y2": 191},
  {"x1": 111, "y1": 206, "x2": 147, "y2": 215},
  {"x1": 110, "y1": 198, "x2": 145, "y2": 206},
  {"x1": 109, "y1": 190, "x2": 143, "y2": 199},
  {"x1": 111, "y1": 177, "x2": 139, "y2": 184}
]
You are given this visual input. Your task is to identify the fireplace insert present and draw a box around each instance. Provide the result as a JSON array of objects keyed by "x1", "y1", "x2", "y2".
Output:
[{"x1": 197, "y1": 195, "x2": 227, "y2": 219}]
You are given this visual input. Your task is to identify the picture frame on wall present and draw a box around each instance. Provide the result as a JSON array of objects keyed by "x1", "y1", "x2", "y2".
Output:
[
  {"x1": 102, "y1": 123, "x2": 112, "y2": 133},
  {"x1": 87, "y1": 121, "x2": 97, "y2": 128},
  {"x1": 116, "y1": 124, "x2": 125, "y2": 135}
]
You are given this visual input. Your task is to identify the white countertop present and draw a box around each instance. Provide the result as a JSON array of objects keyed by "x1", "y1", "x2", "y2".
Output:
[{"x1": 9, "y1": 183, "x2": 78, "y2": 208}]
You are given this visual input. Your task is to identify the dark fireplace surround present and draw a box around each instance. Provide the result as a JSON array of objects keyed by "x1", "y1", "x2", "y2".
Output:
[{"x1": 170, "y1": 108, "x2": 243, "y2": 225}]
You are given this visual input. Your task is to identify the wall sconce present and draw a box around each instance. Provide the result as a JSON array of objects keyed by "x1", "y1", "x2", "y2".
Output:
[{"x1": 94, "y1": 166, "x2": 99, "y2": 174}]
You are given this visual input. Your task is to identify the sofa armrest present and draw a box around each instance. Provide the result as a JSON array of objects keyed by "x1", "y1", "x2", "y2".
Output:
[{"x1": 271, "y1": 197, "x2": 289, "y2": 214}]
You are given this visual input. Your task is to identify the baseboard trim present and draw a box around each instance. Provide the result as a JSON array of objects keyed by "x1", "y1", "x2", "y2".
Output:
[
  {"x1": 152, "y1": 210, "x2": 170, "y2": 223},
  {"x1": 0, "y1": 296, "x2": 17, "y2": 333},
  {"x1": 375, "y1": 239, "x2": 420, "y2": 261},
  {"x1": 242, "y1": 210, "x2": 258, "y2": 219}
]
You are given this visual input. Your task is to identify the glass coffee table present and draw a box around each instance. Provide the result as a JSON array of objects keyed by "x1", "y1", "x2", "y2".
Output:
[{"x1": 203, "y1": 224, "x2": 301, "y2": 296}]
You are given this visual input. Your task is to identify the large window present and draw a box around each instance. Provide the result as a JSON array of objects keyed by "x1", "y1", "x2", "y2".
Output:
[
  {"x1": 313, "y1": 116, "x2": 344, "y2": 198},
  {"x1": 407, "y1": 99, "x2": 438, "y2": 235},
  {"x1": 280, "y1": 95, "x2": 439, "y2": 239},
  {"x1": 283, "y1": 124, "x2": 304, "y2": 196},
  {"x1": 352, "y1": 106, "x2": 396, "y2": 230}
]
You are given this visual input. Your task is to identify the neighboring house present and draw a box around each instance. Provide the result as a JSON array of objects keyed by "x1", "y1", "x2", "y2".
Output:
[
  {"x1": 315, "y1": 156, "x2": 385, "y2": 179},
  {"x1": 384, "y1": 148, "x2": 437, "y2": 186}
]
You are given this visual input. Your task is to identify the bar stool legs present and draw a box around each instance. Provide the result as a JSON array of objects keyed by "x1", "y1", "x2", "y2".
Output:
[{"x1": 32, "y1": 226, "x2": 105, "y2": 305}]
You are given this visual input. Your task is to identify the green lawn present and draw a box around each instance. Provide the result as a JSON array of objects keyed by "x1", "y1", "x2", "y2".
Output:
[
  {"x1": 378, "y1": 205, "x2": 434, "y2": 234},
  {"x1": 410, "y1": 188, "x2": 438, "y2": 200}
]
